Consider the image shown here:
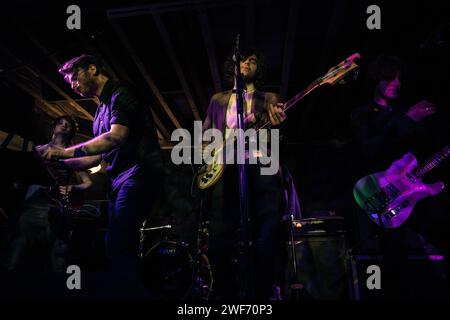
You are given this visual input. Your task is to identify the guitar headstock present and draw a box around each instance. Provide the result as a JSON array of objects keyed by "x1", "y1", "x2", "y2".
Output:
[{"x1": 319, "y1": 53, "x2": 361, "y2": 86}]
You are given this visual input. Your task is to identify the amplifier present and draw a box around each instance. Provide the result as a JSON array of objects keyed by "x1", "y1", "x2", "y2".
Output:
[{"x1": 284, "y1": 217, "x2": 351, "y2": 300}]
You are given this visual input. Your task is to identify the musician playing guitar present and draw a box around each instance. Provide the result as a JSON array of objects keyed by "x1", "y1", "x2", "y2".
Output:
[
  {"x1": 203, "y1": 47, "x2": 287, "y2": 300},
  {"x1": 351, "y1": 55, "x2": 438, "y2": 171},
  {"x1": 7, "y1": 116, "x2": 92, "y2": 272},
  {"x1": 350, "y1": 55, "x2": 450, "y2": 297}
]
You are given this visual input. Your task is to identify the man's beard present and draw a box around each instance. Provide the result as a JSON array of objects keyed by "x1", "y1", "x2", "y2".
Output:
[
  {"x1": 243, "y1": 73, "x2": 256, "y2": 84},
  {"x1": 78, "y1": 77, "x2": 97, "y2": 97}
]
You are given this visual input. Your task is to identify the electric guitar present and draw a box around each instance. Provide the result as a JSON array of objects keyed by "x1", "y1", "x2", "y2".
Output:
[
  {"x1": 47, "y1": 184, "x2": 85, "y2": 215},
  {"x1": 197, "y1": 53, "x2": 361, "y2": 189},
  {"x1": 353, "y1": 146, "x2": 449, "y2": 228}
]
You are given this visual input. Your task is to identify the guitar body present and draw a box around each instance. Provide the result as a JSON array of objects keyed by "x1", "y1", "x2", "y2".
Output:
[
  {"x1": 47, "y1": 185, "x2": 85, "y2": 215},
  {"x1": 353, "y1": 152, "x2": 445, "y2": 228},
  {"x1": 198, "y1": 161, "x2": 225, "y2": 190}
]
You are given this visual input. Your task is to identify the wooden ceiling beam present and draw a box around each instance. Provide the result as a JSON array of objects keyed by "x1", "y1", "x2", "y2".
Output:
[
  {"x1": 197, "y1": 6, "x2": 222, "y2": 93},
  {"x1": 12, "y1": 76, "x2": 64, "y2": 118},
  {"x1": 150, "y1": 108, "x2": 170, "y2": 140},
  {"x1": 0, "y1": 44, "x2": 94, "y2": 121},
  {"x1": 110, "y1": 20, "x2": 182, "y2": 129},
  {"x1": 153, "y1": 13, "x2": 201, "y2": 121}
]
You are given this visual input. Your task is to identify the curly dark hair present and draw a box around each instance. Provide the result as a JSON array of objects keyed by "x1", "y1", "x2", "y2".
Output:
[
  {"x1": 223, "y1": 47, "x2": 266, "y2": 89},
  {"x1": 367, "y1": 55, "x2": 407, "y2": 88}
]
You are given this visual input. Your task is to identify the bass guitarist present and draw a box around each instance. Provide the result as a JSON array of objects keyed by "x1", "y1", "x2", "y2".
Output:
[{"x1": 202, "y1": 47, "x2": 287, "y2": 300}]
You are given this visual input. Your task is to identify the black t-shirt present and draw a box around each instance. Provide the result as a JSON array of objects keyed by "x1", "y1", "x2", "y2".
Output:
[
  {"x1": 351, "y1": 100, "x2": 432, "y2": 172},
  {"x1": 93, "y1": 80, "x2": 163, "y2": 190}
]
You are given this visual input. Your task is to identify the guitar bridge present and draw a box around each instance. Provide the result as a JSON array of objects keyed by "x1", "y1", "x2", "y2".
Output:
[{"x1": 385, "y1": 199, "x2": 411, "y2": 219}]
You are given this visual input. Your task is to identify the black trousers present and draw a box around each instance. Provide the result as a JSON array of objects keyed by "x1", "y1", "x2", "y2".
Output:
[{"x1": 206, "y1": 164, "x2": 285, "y2": 299}]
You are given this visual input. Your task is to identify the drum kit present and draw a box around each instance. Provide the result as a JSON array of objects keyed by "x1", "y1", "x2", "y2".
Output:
[{"x1": 138, "y1": 222, "x2": 213, "y2": 300}]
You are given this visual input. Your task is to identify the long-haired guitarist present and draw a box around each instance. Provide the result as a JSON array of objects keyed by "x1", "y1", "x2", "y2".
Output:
[
  {"x1": 202, "y1": 47, "x2": 287, "y2": 300},
  {"x1": 7, "y1": 116, "x2": 92, "y2": 272}
]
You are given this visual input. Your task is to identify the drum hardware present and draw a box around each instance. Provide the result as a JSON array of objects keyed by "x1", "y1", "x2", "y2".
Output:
[
  {"x1": 141, "y1": 224, "x2": 172, "y2": 231},
  {"x1": 138, "y1": 220, "x2": 212, "y2": 300},
  {"x1": 139, "y1": 222, "x2": 172, "y2": 259}
]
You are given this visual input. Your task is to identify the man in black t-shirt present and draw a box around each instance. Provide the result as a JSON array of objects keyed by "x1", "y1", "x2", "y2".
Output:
[
  {"x1": 43, "y1": 54, "x2": 164, "y2": 297},
  {"x1": 351, "y1": 55, "x2": 438, "y2": 171},
  {"x1": 350, "y1": 55, "x2": 449, "y2": 298}
]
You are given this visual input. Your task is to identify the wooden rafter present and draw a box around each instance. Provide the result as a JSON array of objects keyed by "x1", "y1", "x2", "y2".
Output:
[
  {"x1": 34, "y1": 70, "x2": 94, "y2": 121},
  {"x1": 15, "y1": 23, "x2": 62, "y2": 67},
  {"x1": 11, "y1": 75, "x2": 64, "y2": 118},
  {"x1": 152, "y1": 13, "x2": 201, "y2": 121},
  {"x1": 150, "y1": 108, "x2": 170, "y2": 140},
  {"x1": 0, "y1": 45, "x2": 94, "y2": 121},
  {"x1": 299, "y1": 0, "x2": 349, "y2": 131},
  {"x1": 95, "y1": 35, "x2": 134, "y2": 83},
  {"x1": 110, "y1": 20, "x2": 182, "y2": 129},
  {"x1": 197, "y1": 6, "x2": 222, "y2": 93},
  {"x1": 76, "y1": 34, "x2": 120, "y2": 81}
]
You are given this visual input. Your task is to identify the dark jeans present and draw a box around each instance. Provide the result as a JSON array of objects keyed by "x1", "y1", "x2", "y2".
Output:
[
  {"x1": 207, "y1": 164, "x2": 285, "y2": 299},
  {"x1": 105, "y1": 172, "x2": 160, "y2": 298},
  {"x1": 7, "y1": 190, "x2": 69, "y2": 272}
]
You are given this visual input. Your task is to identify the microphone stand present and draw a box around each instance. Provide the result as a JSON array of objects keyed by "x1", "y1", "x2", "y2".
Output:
[{"x1": 232, "y1": 34, "x2": 254, "y2": 300}]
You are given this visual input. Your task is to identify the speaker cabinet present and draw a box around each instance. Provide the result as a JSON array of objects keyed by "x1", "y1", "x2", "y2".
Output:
[{"x1": 284, "y1": 218, "x2": 351, "y2": 300}]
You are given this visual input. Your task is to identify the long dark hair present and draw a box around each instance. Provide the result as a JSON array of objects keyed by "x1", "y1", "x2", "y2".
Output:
[{"x1": 223, "y1": 47, "x2": 266, "y2": 89}]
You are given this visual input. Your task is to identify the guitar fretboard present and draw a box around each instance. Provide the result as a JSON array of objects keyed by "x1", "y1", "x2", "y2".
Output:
[
  {"x1": 413, "y1": 146, "x2": 450, "y2": 179},
  {"x1": 254, "y1": 81, "x2": 321, "y2": 132}
]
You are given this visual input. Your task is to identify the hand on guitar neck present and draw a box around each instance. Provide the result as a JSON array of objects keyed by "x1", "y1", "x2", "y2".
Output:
[
  {"x1": 268, "y1": 103, "x2": 287, "y2": 126},
  {"x1": 238, "y1": 102, "x2": 286, "y2": 129}
]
